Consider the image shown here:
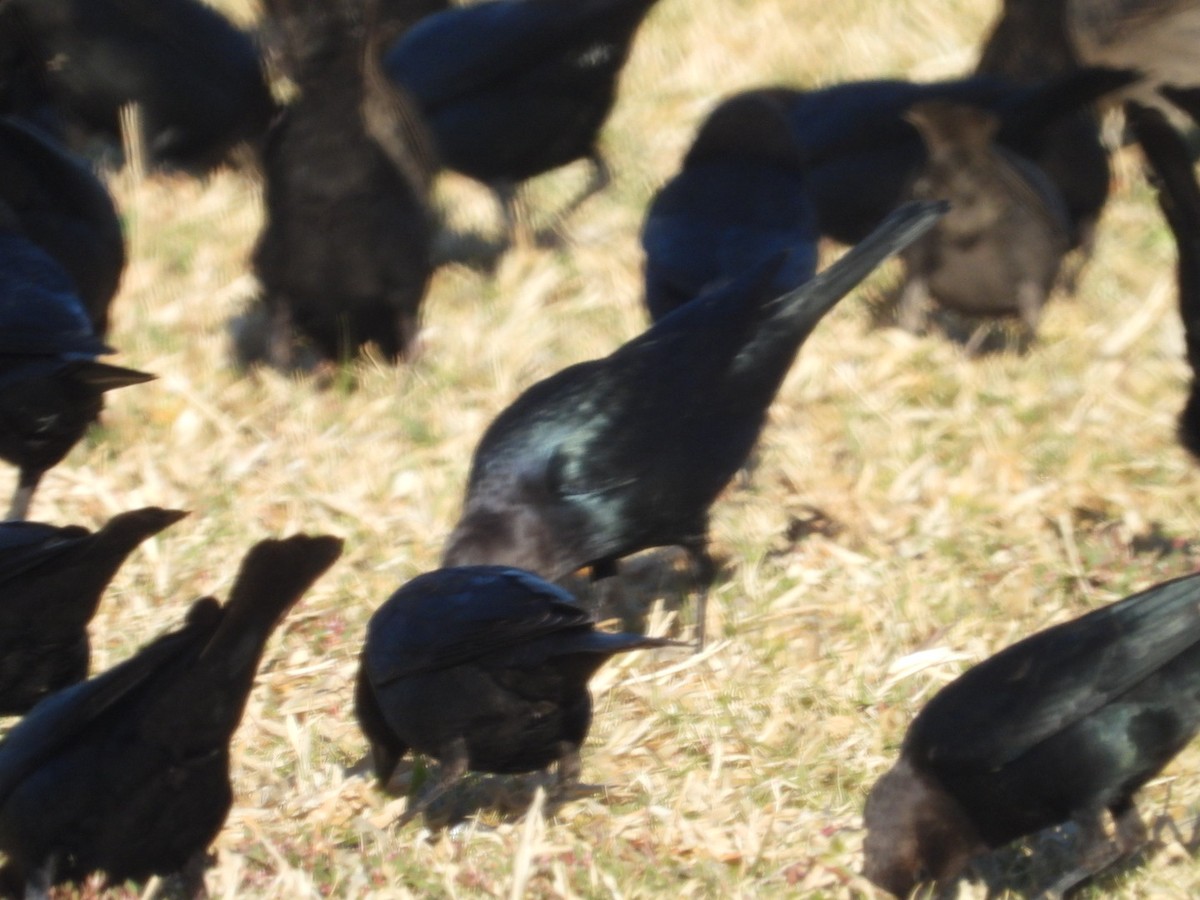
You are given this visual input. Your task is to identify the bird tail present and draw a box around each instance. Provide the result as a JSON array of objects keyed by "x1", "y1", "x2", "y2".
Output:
[
  {"x1": 771, "y1": 199, "x2": 946, "y2": 329},
  {"x1": 46, "y1": 507, "x2": 189, "y2": 626}
]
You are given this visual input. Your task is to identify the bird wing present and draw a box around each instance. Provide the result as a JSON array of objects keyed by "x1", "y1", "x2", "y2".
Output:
[
  {"x1": 0, "y1": 523, "x2": 87, "y2": 588},
  {"x1": 366, "y1": 567, "x2": 593, "y2": 683},
  {"x1": 0, "y1": 598, "x2": 221, "y2": 806},
  {"x1": 908, "y1": 570, "x2": 1200, "y2": 770}
]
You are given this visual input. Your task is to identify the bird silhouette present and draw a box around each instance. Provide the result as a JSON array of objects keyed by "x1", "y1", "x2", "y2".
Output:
[{"x1": 0, "y1": 533, "x2": 343, "y2": 896}]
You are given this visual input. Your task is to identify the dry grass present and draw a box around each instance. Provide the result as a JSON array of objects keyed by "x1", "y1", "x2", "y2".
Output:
[{"x1": 16, "y1": 0, "x2": 1200, "y2": 896}]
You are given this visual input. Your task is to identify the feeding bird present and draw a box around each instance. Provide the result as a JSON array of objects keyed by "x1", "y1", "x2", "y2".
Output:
[
  {"x1": 864, "y1": 567, "x2": 1200, "y2": 897},
  {"x1": 385, "y1": 0, "x2": 663, "y2": 244},
  {"x1": 442, "y1": 201, "x2": 945, "y2": 646},
  {"x1": 356, "y1": 564, "x2": 679, "y2": 822}
]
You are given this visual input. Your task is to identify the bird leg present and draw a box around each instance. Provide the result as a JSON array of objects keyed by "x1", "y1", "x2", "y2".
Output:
[
  {"x1": 23, "y1": 856, "x2": 54, "y2": 900},
  {"x1": 896, "y1": 274, "x2": 932, "y2": 335},
  {"x1": 396, "y1": 738, "x2": 469, "y2": 828},
  {"x1": 1124, "y1": 102, "x2": 1200, "y2": 458},
  {"x1": 1034, "y1": 807, "x2": 1125, "y2": 899},
  {"x1": 553, "y1": 152, "x2": 612, "y2": 233},
  {"x1": 7, "y1": 470, "x2": 40, "y2": 521},
  {"x1": 556, "y1": 742, "x2": 581, "y2": 788},
  {"x1": 588, "y1": 559, "x2": 622, "y2": 621},
  {"x1": 496, "y1": 181, "x2": 535, "y2": 250},
  {"x1": 683, "y1": 541, "x2": 716, "y2": 650}
]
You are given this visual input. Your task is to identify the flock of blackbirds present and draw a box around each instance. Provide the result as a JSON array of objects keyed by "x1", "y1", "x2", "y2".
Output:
[{"x1": 1, "y1": 0, "x2": 1200, "y2": 896}]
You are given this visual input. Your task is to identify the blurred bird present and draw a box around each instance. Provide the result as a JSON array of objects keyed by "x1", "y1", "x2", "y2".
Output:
[
  {"x1": 776, "y1": 67, "x2": 1133, "y2": 248},
  {"x1": 864, "y1": 568, "x2": 1200, "y2": 898},
  {"x1": 0, "y1": 533, "x2": 343, "y2": 896},
  {"x1": 250, "y1": 0, "x2": 435, "y2": 369},
  {"x1": 897, "y1": 99, "x2": 1071, "y2": 350},
  {"x1": 385, "y1": 0, "x2": 662, "y2": 244},
  {"x1": 641, "y1": 90, "x2": 818, "y2": 322},
  {"x1": 0, "y1": 116, "x2": 126, "y2": 335},
  {"x1": 975, "y1": 0, "x2": 1113, "y2": 285},
  {"x1": 6, "y1": 0, "x2": 275, "y2": 172},
  {"x1": 442, "y1": 201, "x2": 945, "y2": 646},
  {"x1": 0, "y1": 222, "x2": 152, "y2": 520},
  {"x1": 356, "y1": 565, "x2": 678, "y2": 821},
  {"x1": 0, "y1": 507, "x2": 186, "y2": 715}
]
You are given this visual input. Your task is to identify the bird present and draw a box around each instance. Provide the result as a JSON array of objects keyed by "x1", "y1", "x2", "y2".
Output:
[
  {"x1": 249, "y1": 0, "x2": 435, "y2": 369},
  {"x1": 975, "y1": 0, "x2": 1114, "y2": 283},
  {"x1": 896, "y1": 99, "x2": 1072, "y2": 351},
  {"x1": 0, "y1": 115, "x2": 126, "y2": 335},
  {"x1": 6, "y1": 0, "x2": 276, "y2": 172},
  {"x1": 355, "y1": 564, "x2": 679, "y2": 822},
  {"x1": 0, "y1": 533, "x2": 343, "y2": 897},
  {"x1": 385, "y1": 0, "x2": 663, "y2": 245},
  {"x1": 0, "y1": 506, "x2": 187, "y2": 715},
  {"x1": 863, "y1": 567, "x2": 1200, "y2": 898},
  {"x1": 442, "y1": 200, "x2": 945, "y2": 647},
  {"x1": 775, "y1": 67, "x2": 1133, "y2": 249},
  {"x1": 0, "y1": 218, "x2": 153, "y2": 521},
  {"x1": 641, "y1": 89, "x2": 819, "y2": 322}
]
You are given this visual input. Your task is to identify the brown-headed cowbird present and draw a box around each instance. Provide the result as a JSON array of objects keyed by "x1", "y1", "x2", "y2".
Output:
[
  {"x1": 249, "y1": 0, "x2": 435, "y2": 369},
  {"x1": 0, "y1": 507, "x2": 186, "y2": 714},
  {"x1": 641, "y1": 90, "x2": 819, "y2": 322},
  {"x1": 864, "y1": 568, "x2": 1200, "y2": 897},
  {"x1": 0, "y1": 533, "x2": 343, "y2": 896},
  {"x1": 897, "y1": 99, "x2": 1072, "y2": 350},
  {"x1": 778, "y1": 67, "x2": 1132, "y2": 249},
  {"x1": 442, "y1": 201, "x2": 945, "y2": 646},
  {"x1": 385, "y1": 0, "x2": 663, "y2": 243},
  {"x1": 356, "y1": 565, "x2": 678, "y2": 820}
]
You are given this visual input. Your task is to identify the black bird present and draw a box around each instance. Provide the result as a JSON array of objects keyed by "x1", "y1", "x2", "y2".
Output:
[
  {"x1": 0, "y1": 533, "x2": 343, "y2": 896},
  {"x1": 385, "y1": 0, "x2": 662, "y2": 243},
  {"x1": 863, "y1": 568, "x2": 1200, "y2": 898},
  {"x1": 6, "y1": 0, "x2": 275, "y2": 172},
  {"x1": 0, "y1": 116, "x2": 126, "y2": 335},
  {"x1": 356, "y1": 564, "x2": 678, "y2": 820},
  {"x1": 774, "y1": 67, "x2": 1133, "y2": 249},
  {"x1": 0, "y1": 221, "x2": 152, "y2": 520},
  {"x1": 442, "y1": 201, "x2": 945, "y2": 646},
  {"x1": 897, "y1": 99, "x2": 1071, "y2": 350},
  {"x1": 0, "y1": 507, "x2": 186, "y2": 715},
  {"x1": 641, "y1": 90, "x2": 819, "y2": 322},
  {"x1": 250, "y1": 0, "x2": 435, "y2": 369}
]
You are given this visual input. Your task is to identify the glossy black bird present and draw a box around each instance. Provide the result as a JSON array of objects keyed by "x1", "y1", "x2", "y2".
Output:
[
  {"x1": 0, "y1": 507, "x2": 186, "y2": 715},
  {"x1": 250, "y1": 0, "x2": 435, "y2": 369},
  {"x1": 356, "y1": 565, "x2": 678, "y2": 819},
  {"x1": 385, "y1": 0, "x2": 662, "y2": 242},
  {"x1": 442, "y1": 201, "x2": 945, "y2": 646},
  {"x1": 0, "y1": 533, "x2": 343, "y2": 896},
  {"x1": 0, "y1": 222, "x2": 152, "y2": 520},
  {"x1": 0, "y1": 116, "x2": 126, "y2": 335},
  {"x1": 897, "y1": 100, "x2": 1071, "y2": 350},
  {"x1": 7, "y1": 0, "x2": 275, "y2": 172},
  {"x1": 864, "y1": 568, "x2": 1200, "y2": 898},
  {"x1": 641, "y1": 90, "x2": 819, "y2": 322},
  {"x1": 775, "y1": 67, "x2": 1133, "y2": 248}
]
